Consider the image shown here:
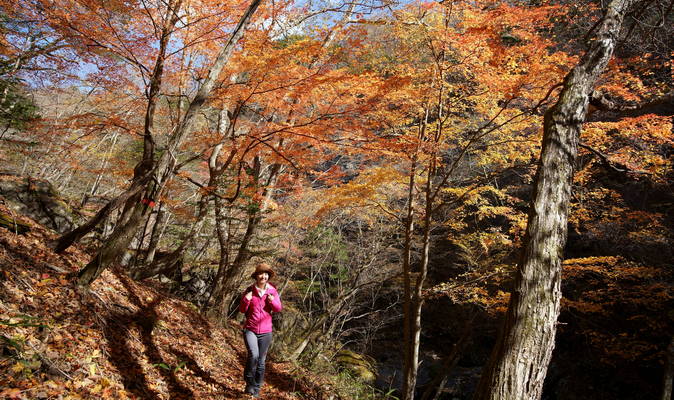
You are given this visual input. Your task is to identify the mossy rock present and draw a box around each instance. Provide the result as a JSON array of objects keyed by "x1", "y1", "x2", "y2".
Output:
[
  {"x1": 0, "y1": 176, "x2": 80, "y2": 233},
  {"x1": 0, "y1": 212, "x2": 30, "y2": 234},
  {"x1": 335, "y1": 349, "x2": 377, "y2": 383}
]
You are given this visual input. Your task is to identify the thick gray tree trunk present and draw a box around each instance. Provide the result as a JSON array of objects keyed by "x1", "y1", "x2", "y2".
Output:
[{"x1": 473, "y1": 1, "x2": 634, "y2": 399}]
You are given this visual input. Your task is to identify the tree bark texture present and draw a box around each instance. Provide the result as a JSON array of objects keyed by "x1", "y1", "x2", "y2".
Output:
[
  {"x1": 131, "y1": 195, "x2": 207, "y2": 280},
  {"x1": 473, "y1": 1, "x2": 634, "y2": 399}
]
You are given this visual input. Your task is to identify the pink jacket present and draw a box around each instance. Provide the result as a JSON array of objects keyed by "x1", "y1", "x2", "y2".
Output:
[{"x1": 239, "y1": 284, "x2": 283, "y2": 334}]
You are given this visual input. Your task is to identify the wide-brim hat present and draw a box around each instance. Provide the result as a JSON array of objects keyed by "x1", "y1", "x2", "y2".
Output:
[{"x1": 251, "y1": 262, "x2": 275, "y2": 279}]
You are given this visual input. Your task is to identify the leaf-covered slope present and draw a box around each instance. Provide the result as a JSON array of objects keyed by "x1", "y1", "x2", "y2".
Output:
[{"x1": 0, "y1": 203, "x2": 331, "y2": 399}]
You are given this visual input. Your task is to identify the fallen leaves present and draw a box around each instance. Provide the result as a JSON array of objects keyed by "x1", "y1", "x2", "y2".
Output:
[{"x1": 0, "y1": 203, "x2": 335, "y2": 400}]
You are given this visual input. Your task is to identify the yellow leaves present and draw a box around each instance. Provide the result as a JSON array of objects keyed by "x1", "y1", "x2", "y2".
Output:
[
  {"x1": 317, "y1": 166, "x2": 407, "y2": 220},
  {"x1": 427, "y1": 270, "x2": 512, "y2": 315},
  {"x1": 476, "y1": 206, "x2": 514, "y2": 220},
  {"x1": 11, "y1": 362, "x2": 26, "y2": 374},
  {"x1": 580, "y1": 114, "x2": 673, "y2": 181},
  {"x1": 563, "y1": 256, "x2": 626, "y2": 279}
]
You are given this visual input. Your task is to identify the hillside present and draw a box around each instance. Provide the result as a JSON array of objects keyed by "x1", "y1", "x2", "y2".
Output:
[{"x1": 0, "y1": 203, "x2": 332, "y2": 400}]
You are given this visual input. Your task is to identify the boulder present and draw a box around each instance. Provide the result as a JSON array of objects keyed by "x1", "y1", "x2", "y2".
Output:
[
  {"x1": 335, "y1": 349, "x2": 377, "y2": 383},
  {"x1": 0, "y1": 175, "x2": 81, "y2": 233}
]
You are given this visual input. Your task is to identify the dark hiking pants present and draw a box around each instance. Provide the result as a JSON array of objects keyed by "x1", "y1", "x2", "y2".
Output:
[{"x1": 243, "y1": 330, "x2": 272, "y2": 391}]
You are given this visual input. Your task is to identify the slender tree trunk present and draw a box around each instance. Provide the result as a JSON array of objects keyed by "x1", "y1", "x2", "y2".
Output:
[
  {"x1": 289, "y1": 284, "x2": 363, "y2": 360},
  {"x1": 289, "y1": 314, "x2": 329, "y2": 361},
  {"x1": 212, "y1": 207, "x2": 263, "y2": 313},
  {"x1": 662, "y1": 337, "x2": 674, "y2": 400},
  {"x1": 401, "y1": 155, "x2": 417, "y2": 400},
  {"x1": 131, "y1": 195, "x2": 207, "y2": 280},
  {"x1": 473, "y1": 1, "x2": 634, "y2": 399},
  {"x1": 402, "y1": 105, "x2": 434, "y2": 400},
  {"x1": 404, "y1": 152, "x2": 435, "y2": 400},
  {"x1": 132, "y1": 125, "x2": 227, "y2": 280},
  {"x1": 81, "y1": 132, "x2": 120, "y2": 208},
  {"x1": 144, "y1": 203, "x2": 167, "y2": 264},
  {"x1": 204, "y1": 190, "x2": 232, "y2": 313},
  {"x1": 209, "y1": 160, "x2": 281, "y2": 315}
]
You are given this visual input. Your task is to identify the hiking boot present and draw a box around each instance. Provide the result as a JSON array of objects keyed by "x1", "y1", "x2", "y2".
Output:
[{"x1": 244, "y1": 384, "x2": 255, "y2": 395}]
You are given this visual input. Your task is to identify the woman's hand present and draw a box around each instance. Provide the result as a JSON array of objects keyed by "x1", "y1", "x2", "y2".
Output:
[
  {"x1": 245, "y1": 291, "x2": 253, "y2": 301},
  {"x1": 267, "y1": 294, "x2": 274, "y2": 302}
]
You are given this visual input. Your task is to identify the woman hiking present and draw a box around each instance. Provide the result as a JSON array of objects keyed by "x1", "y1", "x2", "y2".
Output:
[{"x1": 239, "y1": 262, "x2": 283, "y2": 397}]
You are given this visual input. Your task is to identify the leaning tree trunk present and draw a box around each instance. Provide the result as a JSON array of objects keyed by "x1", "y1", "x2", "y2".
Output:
[
  {"x1": 144, "y1": 203, "x2": 168, "y2": 265},
  {"x1": 54, "y1": 174, "x2": 151, "y2": 253},
  {"x1": 473, "y1": 1, "x2": 634, "y2": 399},
  {"x1": 77, "y1": 202, "x2": 147, "y2": 285},
  {"x1": 132, "y1": 105, "x2": 235, "y2": 280},
  {"x1": 75, "y1": 0, "x2": 265, "y2": 286},
  {"x1": 54, "y1": 0, "x2": 184, "y2": 254},
  {"x1": 130, "y1": 193, "x2": 208, "y2": 280}
]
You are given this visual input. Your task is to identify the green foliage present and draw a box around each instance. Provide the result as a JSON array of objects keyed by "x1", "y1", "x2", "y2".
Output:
[
  {"x1": 302, "y1": 347, "x2": 398, "y2": 400},
  {"x1": 304, "y1": 225, "x2": 349, "y2": 264},
  {"x1": 1, "y1": 315, "x2": 48, "y2": 378},
  {"x1": 0, "y1": 77, "x2": 40, "y2": 130},
  {"x1": 273, "y1": 33, "x2": 310, "y2": 49},
  {"x1": 152, "y1": 360, "x2": 187, "y2": 373}
]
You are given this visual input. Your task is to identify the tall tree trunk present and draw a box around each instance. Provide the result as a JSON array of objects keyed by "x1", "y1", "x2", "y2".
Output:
[
  {"x1": 54, "y1": 176, "x2": 151, "y2": 253},
  {"x1": 130, "y1": 194, "x2": 208, "y2": 280},
  {"x1": 473, "y1": 1, "x2": 634, "y2": 399},
  {"x1": 402, "y1": 104, "x2": 434, "y2": 400},
  {"x1": 401, "y1": 156, "x2": 417, "y2": 400},
  {"x1": 203, "y1": 190, "x2": 232, "y2": 313},
  {"x1": 77, "y1": 202, "x2": 146, "y2": 285},
  {"x1": 133, "y1": 106, "x2": 234, "y2": 280},
  {"x1": 289, "y1": 284, "x2": 364, "y2": 361},
  {"x1": 75, "y1": 0, "x2": 264, "y2": 286},
  {"x1": 210, "y1": 199, "x2": 263, "y2": 314},
  {"x1": 403, "y1": 159, "x2": 434, "y2": 400},
  {"x1": 54, "y1": 0, "x2": 183, "y2": 254},
  {"x1": 81, "y1": 131, "x2": 120, "y2": 208}
]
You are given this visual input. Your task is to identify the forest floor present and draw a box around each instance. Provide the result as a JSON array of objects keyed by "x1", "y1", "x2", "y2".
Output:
[{"x1": 0, "y1": 203, "x2": 333, "y2": 400}]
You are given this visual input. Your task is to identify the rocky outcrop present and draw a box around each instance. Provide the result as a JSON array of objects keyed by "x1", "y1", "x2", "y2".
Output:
[
  {"x1": 0, "y1": 174, "x2": 81, "y2": 234},
  {"x1": 335, "y1": 349, "x2": 377, "y2": 383}
]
